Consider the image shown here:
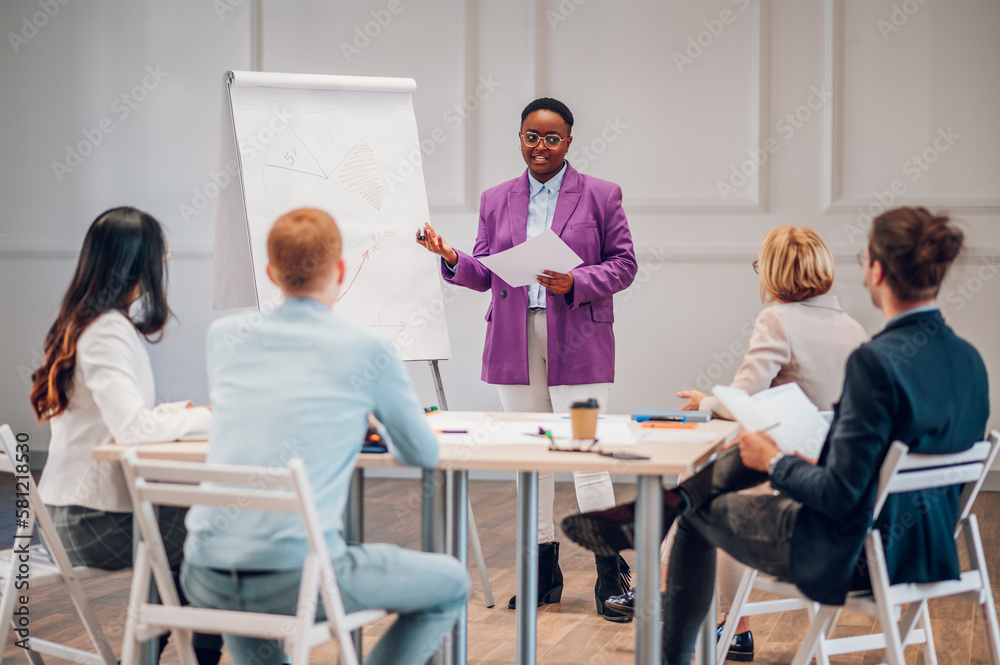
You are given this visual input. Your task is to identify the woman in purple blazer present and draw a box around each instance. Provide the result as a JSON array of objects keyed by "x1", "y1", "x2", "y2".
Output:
[{"x1": 418, "y1": 98, "x2": 638, "y2": 621}]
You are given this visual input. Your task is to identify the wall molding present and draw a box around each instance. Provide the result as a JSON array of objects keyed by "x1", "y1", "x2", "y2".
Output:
[
  {"x1": 822, "y1": 0, "x2": 1000, "y2": 215},
  {"x1": 0, "y1": 246, "x2": 214, "y2": 260},
  {"x1": 5, "y1": 244, "x2": 995, "y2": 265},
  {"x1": 426, "y1": 0, "x2": 480, "y2": 215},
  {"x1": 529, "y1": 0, "x2": 770, "y2": 213}
]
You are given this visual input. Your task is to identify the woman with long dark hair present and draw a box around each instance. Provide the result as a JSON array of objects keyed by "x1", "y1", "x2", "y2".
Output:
[{"x1": 31, "y1": 206, "x2": 221, "y2": 664}]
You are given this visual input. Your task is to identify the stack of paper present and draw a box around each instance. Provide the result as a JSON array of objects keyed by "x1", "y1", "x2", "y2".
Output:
[{"x1": 711, "y1": 383, "x2": 830, "y2": 459}]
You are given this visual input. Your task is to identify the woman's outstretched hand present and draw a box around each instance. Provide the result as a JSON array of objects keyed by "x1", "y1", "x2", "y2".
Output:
[
  {"x1": 676, "y1": 390, "x2": 705, "y2": 410},
  {"x1": 416, "y1": 222, "x2": 458, "y2": 266}
]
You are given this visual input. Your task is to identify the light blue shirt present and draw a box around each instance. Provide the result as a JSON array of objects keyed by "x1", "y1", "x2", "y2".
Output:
[
  {"x1": 443, "y1": 162, "x2": 567, "y2": 308},
  {"x1": 526, "y1": 162, "x2": 567, "y2": 308},
  {"x1": 184, "y1": 297, "x2": 438, "y2": 570}
]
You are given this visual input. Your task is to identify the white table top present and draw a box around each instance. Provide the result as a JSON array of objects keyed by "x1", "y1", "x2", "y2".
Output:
[{"x1": 92, "y1": 411, "x2": 737, "y2": 476}]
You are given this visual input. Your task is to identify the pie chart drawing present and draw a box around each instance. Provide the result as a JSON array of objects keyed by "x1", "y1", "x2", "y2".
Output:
[{"x1": 263, "y1": 112, "x2": 383, "y2": 252}]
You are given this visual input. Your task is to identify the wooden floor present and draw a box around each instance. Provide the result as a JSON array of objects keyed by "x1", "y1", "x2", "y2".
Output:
[{"x1": 4, "y1": 478, "x2": 999, "y2": 665}]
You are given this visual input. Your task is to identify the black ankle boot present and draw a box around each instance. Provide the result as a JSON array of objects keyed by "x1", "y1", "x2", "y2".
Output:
[
  {"x1": 594, "y1": 554, "x2": 632, "y2": 623},
  {"x1": 508, "y1": 541, "x2": 564, "y2": 609}
]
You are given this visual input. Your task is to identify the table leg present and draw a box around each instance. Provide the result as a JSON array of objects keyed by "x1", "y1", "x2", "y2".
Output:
[
  {"x1": 697, "y1": 589, "x2": 718, "y2": 665},
  {"x1": 422, "y1": 469, "x2": 448, "y2": 665},
  {"x1": 345, "y1": 468, "x2": 364, "y2": 658},
  {"x1": 635, "y1": 475, "x2": 663, "y2": 665},
  {"x1": 449, "y1": 470, "x2": 469, "y2": 665},
  {"x1": 515, "y1": 471, "x2": 538, "y2": 665},
  {"x1": 467, "y1": 500, "x2": 495, "y2": 608}
]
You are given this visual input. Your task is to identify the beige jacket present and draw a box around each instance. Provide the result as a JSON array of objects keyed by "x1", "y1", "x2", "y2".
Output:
[{"x1": 701, "y1": 294, "x2": 868, "y2": 419}]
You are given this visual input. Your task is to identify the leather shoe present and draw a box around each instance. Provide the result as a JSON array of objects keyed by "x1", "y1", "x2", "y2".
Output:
[
  {"x1": 594, "y1": 555, "x2": 632, "y2": 623},
  {"x1": 603, "y1": 588, "x2": 668, "y2": 618},
  {"x1": 717, "y1": 622, "x2": 754, "y2": 662}
]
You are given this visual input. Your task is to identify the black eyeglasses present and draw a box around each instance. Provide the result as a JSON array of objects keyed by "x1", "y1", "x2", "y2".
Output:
[
  {"x1": 520, "y1": 132, "x2": 568, "y2": 149},
  {"x1": 752, "y1": 259, "x2": 759, "y2": 275},
  {"x1": 548, "y1": 438, "x2": 599, "y2": 453},
  {"x1": 531, "y1": 427, "x2": 598, "y2": 452}
]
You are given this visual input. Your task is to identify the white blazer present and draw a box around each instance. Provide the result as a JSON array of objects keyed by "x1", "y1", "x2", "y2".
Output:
[
  {"x1": 38, "y1": 310, "x2": 211, "y2": 512},
  {"x1": 700, "y1": 294, "x2": 868, "y2": 419}
]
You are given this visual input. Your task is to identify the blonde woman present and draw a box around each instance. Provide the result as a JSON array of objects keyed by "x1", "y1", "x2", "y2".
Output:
[
  {"x1": 607, "y1": 226, "x2": 867, "y2": 661},
  {"x1": 679, "y1": 225, "x2": 867, "y2": 420}
]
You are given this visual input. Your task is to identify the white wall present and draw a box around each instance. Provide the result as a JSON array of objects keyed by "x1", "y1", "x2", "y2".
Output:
[{"x1": 2, "y1": 0, "x2": 998, "y2": 464}]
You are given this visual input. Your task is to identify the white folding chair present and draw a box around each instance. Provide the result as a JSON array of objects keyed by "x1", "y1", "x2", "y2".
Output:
[
  {"x1": 119, "y1": 451, "x2": 386, "y2": 665},
  {"x1": 716, "y1": 410, "x2": 837, "y2": 665},
  {"x1": 0, "y1": 424, "x2": 117, "y2": 665},
  {"x1": 720, "y1": 430, "x2": 1000, "y2": 665}
]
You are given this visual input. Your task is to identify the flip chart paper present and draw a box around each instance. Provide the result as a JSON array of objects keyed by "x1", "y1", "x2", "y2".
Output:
[{"x1": 216, "y1": 71, "x2": 451, "y2": 361}]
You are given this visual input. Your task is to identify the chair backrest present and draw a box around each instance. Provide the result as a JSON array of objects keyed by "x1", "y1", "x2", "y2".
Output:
[
  {"x1": 872, "y1": 431, "x2": 1000, "y2": 533},
  {"x1": 0, "y1": 424, "x2": 77, "y2": 568},
  {"x1": 119, "y1": 452, "x2": 347, "y2": 639}
]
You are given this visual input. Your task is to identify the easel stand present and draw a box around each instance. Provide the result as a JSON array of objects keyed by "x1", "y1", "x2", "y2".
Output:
[{"x1": 428, "y1": 360, "x2": 495, "y2": 609}]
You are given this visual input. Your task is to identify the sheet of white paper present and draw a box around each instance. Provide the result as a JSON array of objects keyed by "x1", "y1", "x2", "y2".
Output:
[
  {"x1": 478, "y1": 229, "x2": 584, "y2": 287},
  {"x1": 711, "y1": 385, "x2": 773, "y2": 432},
  {"x1": 429, "y1": 416, "x2": 634, "y2": 447},
  {"x1": 633, "y1": 430, "x2": 720, "y2": 444},
  {"x1": 425, "y1": 415, "x2": 546, "y2": 446},
  {"x1": 711, "y1": 383, "x2": 830, "y2": 457},
  {"x1": 750, "y1": 384, "x2": 830, "y2": 458}
]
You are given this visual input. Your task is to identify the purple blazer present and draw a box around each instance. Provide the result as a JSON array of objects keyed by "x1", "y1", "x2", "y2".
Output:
[{"x1": 443, "y1": 163, "x2": 637, "y2": 386}]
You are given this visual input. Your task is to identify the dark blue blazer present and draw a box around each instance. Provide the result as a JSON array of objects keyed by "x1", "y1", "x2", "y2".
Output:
[{"x1": 770, "y1": 309, "x2": 989, "y2": 605}]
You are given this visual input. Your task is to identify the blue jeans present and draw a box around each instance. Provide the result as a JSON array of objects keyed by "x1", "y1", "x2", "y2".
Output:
[{"x1": 181, "y1": 543, "x2": 470, "y2": 665}]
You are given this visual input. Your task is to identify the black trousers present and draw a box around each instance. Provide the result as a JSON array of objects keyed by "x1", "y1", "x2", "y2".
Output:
[{"x1": 662, "y1": 447, "x2": 801, "y2": 665}]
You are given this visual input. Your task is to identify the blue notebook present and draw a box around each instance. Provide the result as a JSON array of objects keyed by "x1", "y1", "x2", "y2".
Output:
[{"x1": 630, "y1": 409, "x2": 712, "y2": 423}]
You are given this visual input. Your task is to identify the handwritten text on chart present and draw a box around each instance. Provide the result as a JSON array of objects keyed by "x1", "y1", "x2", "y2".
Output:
[{"x1": 369, "y1": 229, "x2": 397, "y2": 254}]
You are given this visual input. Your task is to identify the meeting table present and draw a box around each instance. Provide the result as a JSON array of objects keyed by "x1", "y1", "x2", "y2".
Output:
[{"x1": 93, "y1": 411, "x2": 737, "y2": 665}]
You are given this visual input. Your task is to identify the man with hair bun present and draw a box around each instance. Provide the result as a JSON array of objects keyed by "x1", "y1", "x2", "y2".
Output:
[
  {"x1": 562, "y1": 206, "x2": 990, "y2": 665},
  {"x1": 181, "y1": 208, "x2": 471, "y2": 665}
]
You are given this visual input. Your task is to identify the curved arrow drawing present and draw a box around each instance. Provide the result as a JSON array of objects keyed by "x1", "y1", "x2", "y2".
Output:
[{"x1": 337, "y1": 250, "x2": 369, "y2": 302}]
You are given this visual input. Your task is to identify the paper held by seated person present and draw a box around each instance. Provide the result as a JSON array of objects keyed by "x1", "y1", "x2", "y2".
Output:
[
  {"x1": 477, "y1": 229, "x2": 584, "y2": 287},
  {"x1": 711, "y1": 383, "x2": 830, "y2": 459}
]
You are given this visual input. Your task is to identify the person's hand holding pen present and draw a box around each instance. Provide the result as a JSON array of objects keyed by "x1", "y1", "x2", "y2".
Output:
[
  {"x1": 416, "y1": 222, "x2": 458, "y2": 267},
  {"x1": 734, "y1": 422, "x2": 782, "y2": 471},
  {"x1": 538, "y1": 269, "x2": 573, "y2": 296}
]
